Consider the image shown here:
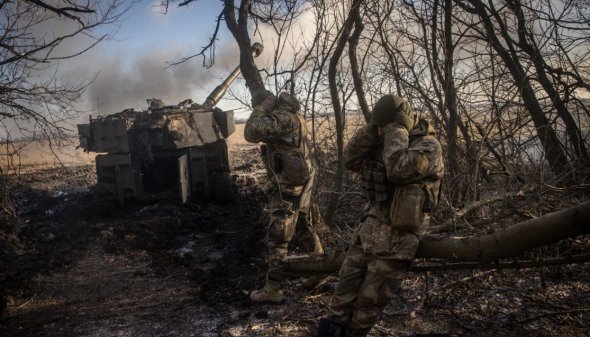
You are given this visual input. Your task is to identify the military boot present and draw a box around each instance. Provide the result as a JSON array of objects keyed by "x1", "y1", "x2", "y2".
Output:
[
  {"x1": 250, "y1": 278, "x2": 284, "y2": 303},
  {"x1": 316, "y1": 318, "x2": 345, "y2": 337},
  {"x1": 343, "y1": 331, "x2": 366, "y2": 337}
]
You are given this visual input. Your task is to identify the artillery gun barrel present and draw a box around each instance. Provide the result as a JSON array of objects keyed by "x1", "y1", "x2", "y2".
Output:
[{"x1": 202, "y1": 43, "x2": 264, "y2": 109}]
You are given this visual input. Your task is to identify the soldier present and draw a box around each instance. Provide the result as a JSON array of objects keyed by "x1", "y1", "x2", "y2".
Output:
[
  {"x1": 246, "y1": 88, "x2": 323, "y2": 303},
  {"x1": 316, "y1": 95, "x2": 444, "y2": 337}
]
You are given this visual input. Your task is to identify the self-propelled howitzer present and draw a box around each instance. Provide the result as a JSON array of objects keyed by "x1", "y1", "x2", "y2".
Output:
[{"x1": 77, "y1": 43, "x2": 264, "y2": 204}]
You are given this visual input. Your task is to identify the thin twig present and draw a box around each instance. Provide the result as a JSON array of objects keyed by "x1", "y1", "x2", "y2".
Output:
[{"x1": 518, "y1": 308, "x2": 590, "y2": 324}]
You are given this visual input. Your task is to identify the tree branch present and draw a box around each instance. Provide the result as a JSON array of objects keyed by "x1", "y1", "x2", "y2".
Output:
[
  {"x1": 25, "y1": 0, "x2": 94, "y2": 25},
  {"x1": 168, "y1": 9, "x2": 225, "y2": 68},
  {"x1": 348, "y1": 1, "x2": 370, "y2": 123}
]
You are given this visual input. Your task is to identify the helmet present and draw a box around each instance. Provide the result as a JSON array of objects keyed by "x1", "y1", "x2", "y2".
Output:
[
  {"x1": 371, "y1": 94, "x2": 417, "y2": 128},
  {"x1": 251, "y1": 88, "x2": 275, "y2": 107},
  {"x1": 276, "y1": 92, "x2": 301, "y2": 112}
]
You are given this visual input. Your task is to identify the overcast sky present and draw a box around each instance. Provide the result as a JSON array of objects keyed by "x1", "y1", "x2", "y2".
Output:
[{"x1": 64, "y1": 1, "x2": 255, "y2": 122}]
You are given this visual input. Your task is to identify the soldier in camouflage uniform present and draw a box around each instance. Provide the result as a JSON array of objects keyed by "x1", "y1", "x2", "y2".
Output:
[
  {"x1": 317, "y1": 95, "x2": 444, "y2": 337},
  {"x1": 246, "y1": 89, "x2": 323, "y2": 303}
]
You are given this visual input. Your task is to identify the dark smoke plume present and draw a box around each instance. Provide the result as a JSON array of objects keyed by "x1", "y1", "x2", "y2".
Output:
[{"x1": 66, "y1": 41, "x2": 241, "y2": 119}]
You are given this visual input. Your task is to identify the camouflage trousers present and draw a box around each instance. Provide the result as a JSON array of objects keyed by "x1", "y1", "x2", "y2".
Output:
[
  {"x1": 266, "y1": 175, "x2": 322, "y2": 281},
  {"x1": 328, "y1": 241, "x2": 411, "y2": 336}
]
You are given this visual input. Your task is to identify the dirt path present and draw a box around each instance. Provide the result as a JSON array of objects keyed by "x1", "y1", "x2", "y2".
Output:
[
  {"x1": 0, "y1": 142, "x2": 325, "y2": 337},
  {"x1": 5, "y1": 245, "x2": 204, "y2": 337}
]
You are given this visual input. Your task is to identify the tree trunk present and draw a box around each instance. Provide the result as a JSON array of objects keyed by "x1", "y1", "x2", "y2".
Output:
[
  {"x1": 418, "y1": 201, "x2": 590, "y2": 261},
  {"x1": 324, "y1": 0, "x2": 364, "y2": 224},
  {"x1": 282, "y1": 200, "x2": 590, "y2": 274},
  {"x1": 223, "y1": 0, "x2": 264, "y2": 93},
  {"x1": 348, "y1": 2, "x2": 370, "y2": 123},
  {"x1": 441, "y1": 0, "x2": 464, "y2": 204}
]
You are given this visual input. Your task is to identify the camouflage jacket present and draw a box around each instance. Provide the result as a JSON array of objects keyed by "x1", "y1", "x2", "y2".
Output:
[
  {"x1": 245, "y1": 93, "x2": 313, "y2": 195},
  {"x1": 344, "y1": 119, "x2": 444, "y2": 259}
]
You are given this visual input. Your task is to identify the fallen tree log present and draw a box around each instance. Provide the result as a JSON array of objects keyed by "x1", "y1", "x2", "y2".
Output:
[{"x1": 283, "y1": 200, "x2": 590, "y2": 275}]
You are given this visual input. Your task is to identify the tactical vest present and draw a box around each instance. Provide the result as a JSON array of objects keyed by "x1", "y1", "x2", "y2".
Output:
[
  {"x1": 261, "y1": 111, "x2": 312, "y2": 196},
  {"x1": 361, "y1": 133, "x2": 441, "y2": 233}
]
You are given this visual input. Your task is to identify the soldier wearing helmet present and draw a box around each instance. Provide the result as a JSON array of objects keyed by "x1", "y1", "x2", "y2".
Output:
[
  {"x1": 245, "y1": 88, "x2": 323, "y2": 303},
  {"x1": 316, "y1": 95, "x2": 444, "y2": 337}
]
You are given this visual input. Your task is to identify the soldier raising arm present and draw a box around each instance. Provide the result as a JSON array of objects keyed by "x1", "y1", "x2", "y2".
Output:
[
  {"x1": 244, "y1": 90, "x2": 298, "y2": 143},
  {"x1": 380, "y1": 99, "x2": 444, "y2": 185},
  {"x1": 246, "y1": 89, "x2": 323, "y2": 303},
  {"x1": 316, "y1": 95, "x2": 444, "y2": 337}
]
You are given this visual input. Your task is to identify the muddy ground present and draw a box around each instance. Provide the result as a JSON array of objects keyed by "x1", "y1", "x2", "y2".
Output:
[{"x1": 1, "y1": 141, "x2": 589, "y2": 337}]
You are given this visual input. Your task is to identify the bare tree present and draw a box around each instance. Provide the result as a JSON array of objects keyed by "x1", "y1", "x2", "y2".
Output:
[
  {"x1": 323, "y1": 0, "x2": 365, "y2": 224},
  {"x1": 506, "y1": 0, "x2": 589, "y2": 165},
  {"x1": 348, "y1": 1, "x2": 371, "y2": 123},
  {"x1": 0, "y1": 0, "x2": 129, "y2": 144},
  {"x1": 454, "y1": 0, "x2": 571, "y2": 178},
  {"x1": 169, "y1": 0, "x2": 311, "y2": 95}
]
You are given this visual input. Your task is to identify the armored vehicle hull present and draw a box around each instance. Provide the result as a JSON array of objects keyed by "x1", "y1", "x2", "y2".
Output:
[
  {"x1": 78, "y1": 43, "x2": 263, "y2": 204},
  {"x1": 78, "y1": 101, "x2": 235, "y2": 204}
]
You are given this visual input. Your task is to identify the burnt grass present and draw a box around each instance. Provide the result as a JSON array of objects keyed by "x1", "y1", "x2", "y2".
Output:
[{"x1": 0, "y1": 147, "x2": 589, "y2": 336}]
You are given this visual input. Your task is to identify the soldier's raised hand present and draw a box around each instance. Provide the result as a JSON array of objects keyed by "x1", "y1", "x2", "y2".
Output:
[{"x1": 371, "y1": 94, "x2": 416, "y2": 131}]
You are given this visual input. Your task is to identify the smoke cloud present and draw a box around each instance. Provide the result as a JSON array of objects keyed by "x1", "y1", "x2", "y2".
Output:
[{"x1": 65, "y1": 41, "x2": 241, "y2": 121}]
